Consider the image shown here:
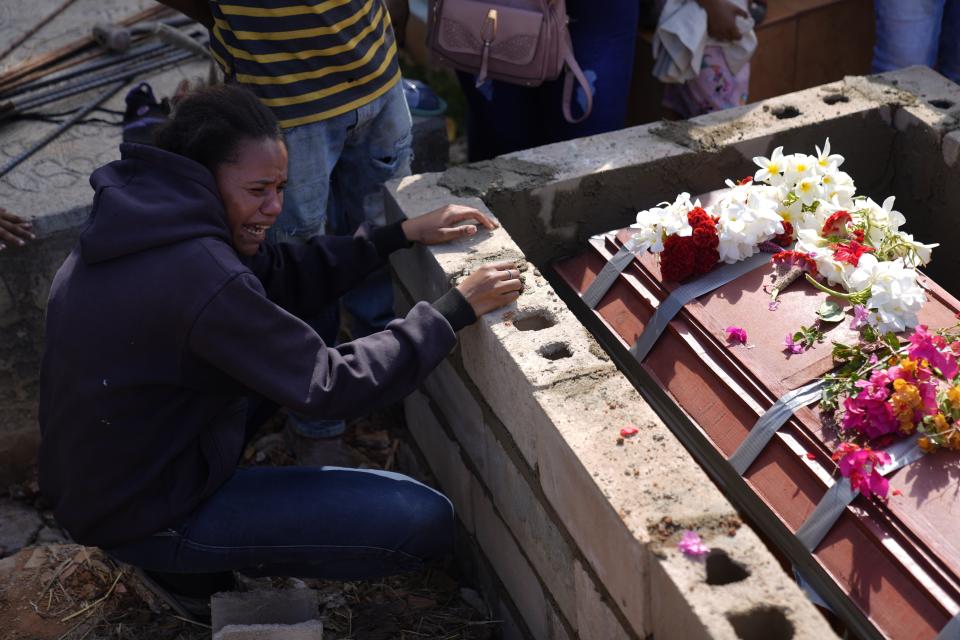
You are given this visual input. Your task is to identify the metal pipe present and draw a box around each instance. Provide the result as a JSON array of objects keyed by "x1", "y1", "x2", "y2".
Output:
[
  {"x1": 0, "y1": 80, "x2": 126, "y2": 179},
  {"x1": 3, "y1": 48, "x2": 194, "y2": 117},
  {"x1": 1, "y1": 42, "x2": 175, "y2": 100}
]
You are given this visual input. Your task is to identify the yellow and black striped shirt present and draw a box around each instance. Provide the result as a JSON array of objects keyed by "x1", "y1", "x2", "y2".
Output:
[{"x1": 209, "y1": 0, "x2": 401, "y2": 129}]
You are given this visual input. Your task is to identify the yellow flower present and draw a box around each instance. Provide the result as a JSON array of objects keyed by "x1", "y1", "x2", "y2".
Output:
[
  {"x1": 948, "y1": 430, "x2": 960, "y2": 451},
  {"x1": 899, "y1": 358, "x2": 918, "y2": 377},
  {"x1": 933, "y1": 413, "x2": 950, "y2": 431},
  {"x1": 918, "y1": 436, "x2": 935, "y2": 452},
  {"x1": 947, "y1": 385, "x2": 960, "y2": 410}
]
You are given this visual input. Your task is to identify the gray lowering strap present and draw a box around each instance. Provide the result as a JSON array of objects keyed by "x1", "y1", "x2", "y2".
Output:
[
  {"x1": 581, "y1": 238, "x2": 640, "y2": 309},
  {"x1": 795, "y1": 437, "x2": 926, "y2": 552},
  {"x1": 728, "y1": 380, "x2": 826, "y2": 475},
  {"x1": 629, "y1": 252, "x2": 769, "y2": 362},
  {"x1": 936, "y1": 612, "x2": 960, "y2": 640}
]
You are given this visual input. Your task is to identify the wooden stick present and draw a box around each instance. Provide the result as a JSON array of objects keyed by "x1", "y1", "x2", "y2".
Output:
[
  {"x1": 0, "y1": 5, "x2": 172, "y2": 91},
  {"x1": 0, "y1": 0, "x2": 80, "y2": 64}
]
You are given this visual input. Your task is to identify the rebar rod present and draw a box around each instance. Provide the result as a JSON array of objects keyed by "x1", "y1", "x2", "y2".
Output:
[
  {"x1": 4, "y1": 48, "x2": 194, "y2": 117},
  {"x1": 0, "y1": 80, "x2": 125, "y2": 179}
]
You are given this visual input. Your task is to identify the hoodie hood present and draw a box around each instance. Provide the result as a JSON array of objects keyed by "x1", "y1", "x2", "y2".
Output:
[{"x1": 81, "y1": 143, "x2": 231, "y2": 264}]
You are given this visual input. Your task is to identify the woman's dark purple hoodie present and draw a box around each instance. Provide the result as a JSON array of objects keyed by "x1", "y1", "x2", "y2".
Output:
[{"x1": 38, "y1": 144, "x2": 473, "y2": 548}]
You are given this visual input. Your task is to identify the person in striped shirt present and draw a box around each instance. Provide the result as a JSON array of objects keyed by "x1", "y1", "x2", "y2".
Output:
[{"x1": 158, "y1": 0, "x2": 413, "y2": 465}]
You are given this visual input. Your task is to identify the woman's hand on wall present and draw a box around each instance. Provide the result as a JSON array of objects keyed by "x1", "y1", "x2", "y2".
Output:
[
  {"x1": 0, "y1": 208, "x2": 34, "y2": 251},
  {"x1": 402, "y1": 204, "x2": 498, "y2": 246},
  {"x1": 456, "y1": 260, "x2": 523, "y2": 316}
]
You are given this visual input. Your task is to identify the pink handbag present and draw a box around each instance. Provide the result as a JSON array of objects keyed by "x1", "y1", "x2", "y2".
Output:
[{"x1": 427, "y1": 0, "x2": 593, "y2": 123}]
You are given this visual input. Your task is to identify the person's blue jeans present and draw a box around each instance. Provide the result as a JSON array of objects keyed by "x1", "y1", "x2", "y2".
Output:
[
  {"x1": 873, "y1": 0, "x2": 960, "y2": 83},
  {"x1": 269, "y1": 80, "x2": 413, "y2": 438},
  {"x1": 106, "y1": 465, "x2": 454, "y2": 580},
  {"x1": 456, "y1": 0, "x2": 639, "y2": 161}
]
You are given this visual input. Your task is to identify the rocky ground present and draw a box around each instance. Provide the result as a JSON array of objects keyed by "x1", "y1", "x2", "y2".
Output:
[{"x1": 0, "y1": 413, "x2": 498, "y2": 640}]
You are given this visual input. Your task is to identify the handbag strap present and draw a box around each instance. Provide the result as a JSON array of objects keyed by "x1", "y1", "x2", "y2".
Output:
[{"x1": 561, "y1": 31, "x2": 593, "y2": 124}]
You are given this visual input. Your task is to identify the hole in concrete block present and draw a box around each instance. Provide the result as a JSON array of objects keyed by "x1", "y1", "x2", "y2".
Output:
[
  {"x1": 822, "y1": 94, "x2": 849, "y2": 105},
  {"x1": 727, "y1": 606, "x2": 794, "y2": 640},
  {"x1": 929, "y1": 99, "x2": 954, "y2": 109},
  {"x1": 771, "y1": 105, "x2": 801, "y2": 119},
  {"x1": 705, "y1": 549, "x2": 751, "y2": 585},
  {"x1": 538, "y1": 342, "x2": 573, "y2": 360},
  {"x1": 513, "y1": 310, "x2": 557, "y2": 331}
]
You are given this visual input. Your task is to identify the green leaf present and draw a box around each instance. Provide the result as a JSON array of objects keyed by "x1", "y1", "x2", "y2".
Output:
[
  {"x1": 883, "y1": 332, "x2": 902, "y2": 353},
  {"x1": 817, "y1": 301, "x2": 845, "y2": 323}
]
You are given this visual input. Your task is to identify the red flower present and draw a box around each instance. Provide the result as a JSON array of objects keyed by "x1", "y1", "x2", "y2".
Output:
[
  {"x1": 737, "y1": 176, "x2": 753, "y2": 186},
  {"x1": 693, "y1": 247, "x2": 719, "y2": 275},
  {"x1": 659, "y1": 208, "x2": 720, "y2": 281},
  {"x1": 773, "y1": 220, "x2": 794, "y2": 247},
  {"x1": 620, "y1": 426, "x2": 639, "y2": 438},
  {"x1": 661, "y1": 235, "x2": 696, "y2": 281},
  {"x1": 821, "y1": 210, "x2": 852, "y2": 237},
  {"x1": 687, "y1": 207, "x2": 714, "y2": 228},
  {"x1": 771, "y1": 250, "x2": 818, "y2": 277},
  {"x1": 831, "y1": 240, "x2": 875, "y2": 267},
  {"x1": 692, "y1": 226, "x2": 719, "y2": 249},
  {"x1": 852, "y1": 228, "x2": 865, "y2": 243}
]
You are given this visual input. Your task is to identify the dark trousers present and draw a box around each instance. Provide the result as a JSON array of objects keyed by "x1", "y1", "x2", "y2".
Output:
[{"x1": 457, "y1": 0, "x2": 641, "y2": 161}]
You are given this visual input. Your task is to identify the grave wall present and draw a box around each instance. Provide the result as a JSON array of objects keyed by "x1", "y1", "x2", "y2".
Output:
[{"x1": 387, "y1": 67, "x2": 960, "y2": 639}]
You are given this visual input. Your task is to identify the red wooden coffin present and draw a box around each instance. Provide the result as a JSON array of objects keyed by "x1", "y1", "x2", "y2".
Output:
[{"x1": 552, "y1": 208, "x2": 960, "y2": 640}]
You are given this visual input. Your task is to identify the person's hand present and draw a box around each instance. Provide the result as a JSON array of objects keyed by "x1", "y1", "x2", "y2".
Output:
[
  {"x1": 699, "y1": 0, "x2": 749, "y2": 41},
  {"x1": 0, "y1": 208, "x2": 34, "y2": 251},
  {"x1": 456, "y1": 260, "x2": 523, "y2": 316},
  {"x1": 402, "y1": 204, "x2": 498, "y2": 246}
]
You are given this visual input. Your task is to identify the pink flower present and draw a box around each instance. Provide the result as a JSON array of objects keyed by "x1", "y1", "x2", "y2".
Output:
[
  {"x1": 726, "y1": 326, "x2": 748, "y2": 345},
  {"x1": 832, "y1": 443, "x2": 892, "y2": 499},
  {"x1": 783, "y1": 333, "x2": 804, "y2": 354},
  {"x1": 620, "y1": 426, "x2": 639, "y2": 438},
  {"x1": 678, "y1": 531, "x2": 709, "y2": 557},
  {"x1": 842, "y1": 370, "x2": 898, "y2": 438},
  {"x1": 908, "y1": 325, "x2": 958, "y2": 378},
  {"x1": 850, "y1": 305, "x2": 870, "y2": 331}
]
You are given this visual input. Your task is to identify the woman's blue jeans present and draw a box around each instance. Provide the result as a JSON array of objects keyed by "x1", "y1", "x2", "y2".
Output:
[{"x1": 106, "y1": 465, "x2": 454, "y2": 580}]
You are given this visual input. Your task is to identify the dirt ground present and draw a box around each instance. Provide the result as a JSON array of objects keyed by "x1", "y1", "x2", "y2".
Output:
[{"x1": 0, "y1": 412, "x2": 499, "y2": 640}]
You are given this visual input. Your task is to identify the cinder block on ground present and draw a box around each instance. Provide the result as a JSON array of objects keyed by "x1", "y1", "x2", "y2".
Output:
[
  {"x1": 213, "y1": 620, "x2": 323, "y2": 640},
  {"x1": 211, "y1": 589, "x2": 319, "y2": 634}
]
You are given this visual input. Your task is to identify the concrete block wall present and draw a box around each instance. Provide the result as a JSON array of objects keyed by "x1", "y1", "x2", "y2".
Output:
[{"x1": 387, "y1": 182, "x2": 838, "y2": 640}]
